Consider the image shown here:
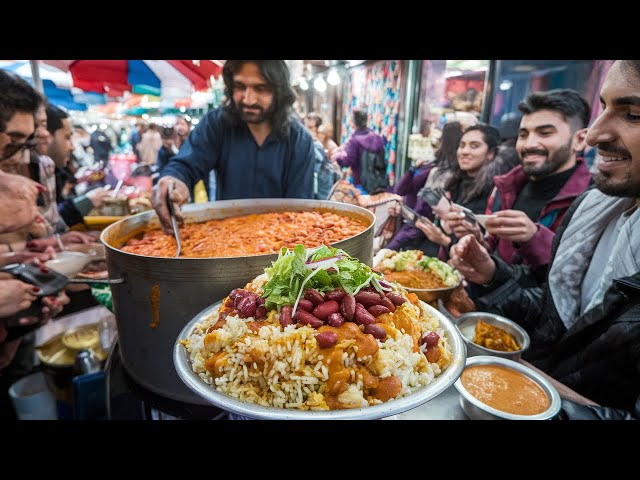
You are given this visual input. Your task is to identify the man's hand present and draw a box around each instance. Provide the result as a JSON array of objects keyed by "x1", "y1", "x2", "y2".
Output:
[
  {"x1": 443, "y1": 208, "x2": 483, "y2": 241},
  {"x1": 416, "y1": 218, "x2": 451, "y2": 247},
  {"x1": 86, "y1": 186, "x2": 114, "y2": 209},
  {"x1": 0, "y1": 172, "x2": 45, "y2": 234},
  {"x1": 448, "y1": 234, "x2": 496, "y2": 285},
  {"x1": 60, "y1": 231, "x2": 95, "y2": 245},
  {"x1": 484, "y1": 210, "x2": 538, "y2": 243},
  {"x1": 153, "y1": 176, "x2": 189, "y2": 235}
]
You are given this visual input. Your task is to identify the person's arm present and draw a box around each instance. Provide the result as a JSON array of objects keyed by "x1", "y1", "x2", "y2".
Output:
[
  {"x1": 284, "y1": 128, "x2": 315, "y2": 199},
  {"x1": 335, "y1": 137, "x2": 359, "y2": 170},
  {"x1": 160, "y1": 111, "x2": 220, "y2": 193},
  {"x1": 394, "y1": 168, "x2": 416, "y2": 196},
  {"x1": 515, "y1": 224, "x2": 555, "y2": 268}
]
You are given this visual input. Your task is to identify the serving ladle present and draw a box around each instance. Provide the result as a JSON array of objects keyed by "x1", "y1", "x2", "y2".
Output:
[{"x1": 167, "y1": 181, "x2": 182, "y2": 257}]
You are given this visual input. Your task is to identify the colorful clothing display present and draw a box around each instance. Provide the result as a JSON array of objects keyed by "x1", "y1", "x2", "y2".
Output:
[{"x1": 340, "y1": 61, "x2": 402, "y2": 185}]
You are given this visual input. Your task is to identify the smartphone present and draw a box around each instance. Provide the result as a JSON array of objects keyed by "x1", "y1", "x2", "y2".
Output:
[{"x1": 451, "y1": 203, "x2": 478, "y2": 225}]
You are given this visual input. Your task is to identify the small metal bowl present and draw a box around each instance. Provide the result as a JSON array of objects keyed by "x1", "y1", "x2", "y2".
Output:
[
  {"x1": 454, "y1": 311, "x2": 530, "y2": 360},
  {"x1": 404, "y1": 278, "x2": 461, "y2": 304},
  {"x1": 454, "y1": 356, "x2": 561, "y2": 420}
]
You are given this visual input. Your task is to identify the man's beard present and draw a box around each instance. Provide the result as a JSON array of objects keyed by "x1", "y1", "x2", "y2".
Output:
[
  {"x1": 592, "y1": 144, "x2": 639, "y2": 198},
  {"x1": 521, "y1": 139, "x2": 573, "y2": 178},
  {"x1": 236, "y1": 101, "x2": 274, "y2": 124}
]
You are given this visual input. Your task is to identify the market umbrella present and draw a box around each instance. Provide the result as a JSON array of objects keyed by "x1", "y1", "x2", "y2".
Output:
[
  {"x1": 0, "y1": 61, "x2": 104, "y2": 111},
  {"x1": 42, "y1": 60, "x2": 223, "y2": 100}
]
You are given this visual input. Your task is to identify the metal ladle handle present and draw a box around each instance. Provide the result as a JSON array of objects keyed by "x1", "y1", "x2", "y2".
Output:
[{"x1": 167, "y1": 181, "x2": 182, "y2": 257}]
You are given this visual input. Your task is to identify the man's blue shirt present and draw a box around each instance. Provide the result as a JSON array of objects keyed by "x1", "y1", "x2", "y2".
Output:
[{"x1": 161, "y1": 108, "x2": 315, "y2": 200}]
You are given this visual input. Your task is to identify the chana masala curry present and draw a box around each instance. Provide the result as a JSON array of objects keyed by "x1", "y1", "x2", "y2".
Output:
[
  {"x1": 121, "y1": 211, "x2": 368, "y2": 258},
  {"x1": 473, "y1": 320, "x2": 521, "y2": 352}
]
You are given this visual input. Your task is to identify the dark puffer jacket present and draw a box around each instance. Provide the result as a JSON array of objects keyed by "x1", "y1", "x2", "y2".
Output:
[{"x1": 474, "y1": 191, "x2": 640, "y2": 414}]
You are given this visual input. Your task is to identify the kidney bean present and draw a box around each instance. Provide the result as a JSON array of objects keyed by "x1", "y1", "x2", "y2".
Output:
[
  {"x1": 315, "y1": 331, "x2": 338, "y2": 348},
  {"x1": 236, "y1": 296, "x2": 257, "y2": 318},
  {"x1": 294, "y1": 310, "x2": 324, "y2": 328},
  {"x1": 385, "y1": 292, "x2": 406, "y2": 306},
  {"x1": 228, "y1": 288, "x2": 245, "y2": 302},
  {"x1": 354, "y1": 303, "x2": 376, "y2": 325},
  {"x1": 326, "y1": 312, "x2": 344, "y2": 327},
  {"x1": 256, "y1": 296, "x2": 266, "y2": 306},
  {"x1": 325, "y1": 288, "x2": 347, "y2": 302},
  {"x1": 340, "y1": 295, "x2": 356, "y2": 321},
  {"x1": 304, "y1": 288, "x2": 324, "y2": 306},
  {"x1": 354, "y1": 291, "x2": 385, "y2": 307},
  {"x1": 312, "y1": 300, "x2": 340, "y2": 320},
  {"x1": 280, "y1": 305, "x2": 293, "y2": 327},
  {"x1": 368, "y1": 305, "x2": 391, "y2": 317},
  {"x1": 380, "y1": 296, "x2": 396, "y2": 313},
  {"x1": 422, "y1": 331, "x2": 440, "y2": 348},
  {"x1": 255, "y1": 306, "x2": 267, "y2": 320},
  {"x1": 298, "y1": 298, "x2": 314, "y2": 312},
  {"x1": 364, "y1": 324, "x2": 387, "y2": 340}
]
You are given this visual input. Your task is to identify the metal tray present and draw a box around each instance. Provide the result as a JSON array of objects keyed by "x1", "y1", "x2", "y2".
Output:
[{"x1": 174, "y1": 300, "x2": 466, "y2": 420}]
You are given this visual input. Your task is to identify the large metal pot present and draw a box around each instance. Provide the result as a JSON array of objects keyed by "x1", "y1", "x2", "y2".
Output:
[{"x1": 101, "y1": 198, "x2": 375, "y2": 403}]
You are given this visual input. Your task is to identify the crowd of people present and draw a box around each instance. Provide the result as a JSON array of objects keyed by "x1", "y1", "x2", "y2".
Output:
[{"x1": 1, "y1": 59, "x2": 639, "y2": 420}]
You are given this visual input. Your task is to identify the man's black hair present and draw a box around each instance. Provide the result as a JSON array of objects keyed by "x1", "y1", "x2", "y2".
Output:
[
  {"x1": 45, "y1": 104, "x2": 69, "y2": 135},
  {"x1": 518, "y1": 89, "x2": 591, "y2": 132},
  {"x1": 0, "y1": 70, "x2": 42, "y2": 133},
  {"x1": 353, "y1": 109, "x2": 368, "y2": 129}
]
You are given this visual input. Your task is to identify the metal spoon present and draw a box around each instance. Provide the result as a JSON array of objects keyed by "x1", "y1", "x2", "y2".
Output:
[{"x1": 167, "y1": 181, "x2": 182, "y2": 257}]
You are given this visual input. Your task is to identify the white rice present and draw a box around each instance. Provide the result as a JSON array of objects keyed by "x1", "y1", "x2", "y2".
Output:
[{"x1": 184, "y1": 284, "x2": 453, "y2": 411}]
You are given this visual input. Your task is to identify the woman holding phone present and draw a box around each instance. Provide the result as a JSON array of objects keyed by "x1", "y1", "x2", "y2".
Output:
[{"x1": 416, "y1": 124, "x2": 515, "y2": 257}]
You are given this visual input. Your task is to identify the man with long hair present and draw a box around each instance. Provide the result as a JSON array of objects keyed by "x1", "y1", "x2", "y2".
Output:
[
  {"x1": 153, "y1": 60, "x2": 315, "y2": 234},
  {"x1": 449, "y1": 61, "x2": 640, "y2": 417}
]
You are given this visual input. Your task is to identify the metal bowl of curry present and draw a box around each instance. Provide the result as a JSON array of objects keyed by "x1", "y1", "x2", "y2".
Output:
[
  {"x1": 454, "y1": 356, "x2": 561, "y2": 420},
  {"x1": 454, "y1": 312, "x2": 530, "y2": 360},
  {"x1": 100, "y1": 199, "x2": 376, "y2": 403}
]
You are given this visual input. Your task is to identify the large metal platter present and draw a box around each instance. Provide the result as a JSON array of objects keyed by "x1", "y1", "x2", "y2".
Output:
[{"x1": 174, "y1": 300, "x2": 466, "y2": 420}]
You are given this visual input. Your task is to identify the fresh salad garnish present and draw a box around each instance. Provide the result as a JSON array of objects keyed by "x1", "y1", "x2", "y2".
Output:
[{"x1": 262, "y1": 245, "x2": 388, "y2": 314}]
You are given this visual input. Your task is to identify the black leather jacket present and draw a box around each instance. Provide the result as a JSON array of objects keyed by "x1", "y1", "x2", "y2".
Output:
[{"x1": 474, "y1": 192, "x2": 640, "y2": 416}]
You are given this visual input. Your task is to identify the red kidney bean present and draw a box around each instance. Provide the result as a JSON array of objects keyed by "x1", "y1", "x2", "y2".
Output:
[
  {"x1": 380, "y1": 296, "x2": 396, "y2": 313},
  {"x1": 326, "y1": 312, "x2": 344, "y2": 327},
  {"x1": 294, "y1": 310, "x2": 324, "y2": 328},
  {"x1": 315, "y1": 331, "x2": 338, "y2": 348},
  {"x1": 304, "y1": 288, "x2": 324, "y2": 306},
  {"x1": 364, "y1": 324, "x2": 387, "y2": 340},
  {"x1": 325, "y1": 288, "x2": 347, "y2": 302},
  {"x1": 236, "y1": 296, "x2": 257, "y2": 318},
  {"x1": 256, "y1": 296, "x2": 266, "y2": 306},
  {"x1": 312, "y1": 300, "x2": 340, "y2": 320},
  {"x1": 385, "y1": 292, "x2": 406, "y2": 306},
  {"x1": 255, "y1": 306, "x2": 267, "y2": 320},
  {"x1": 422, "y1": 331, "x2": 440, "y2": 348},
  {"x1": 228, "y1": 288, "x2": 245, "y2": 301},
  {"x1": 280, "y1": 305, "x2": 293, "y2": 327},
  {"x1": 368, "y1": 305, "x2": 391, "y2": 317},
  {"x1": 354, "y1": 303, "x2": 376, "y2": 325},
  {"x1": 298, "y1": 298, "x2": 314, "y2": 312},
  {"x1": 354, "y1": 291, "x2": 385, "y2": 307},
  {"x1": 341, "y1": 295, "x2": 356, "y2": 321}
]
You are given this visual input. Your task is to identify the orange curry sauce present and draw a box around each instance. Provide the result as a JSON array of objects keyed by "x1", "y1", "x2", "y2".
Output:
[{"x1": 121, "y1": 211, "x2": 368, "y2": 258}]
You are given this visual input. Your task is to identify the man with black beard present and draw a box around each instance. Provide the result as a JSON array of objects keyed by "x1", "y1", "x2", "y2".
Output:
[
  {"x1": 449, "y1": 89, "x2": 592, "y2": 269},
  {"x1": 153, "y1": 60, "x2": 315, "y2": 234},
  {"x1": 448, "y1": 61, "x2": 640, "y2": 417}
]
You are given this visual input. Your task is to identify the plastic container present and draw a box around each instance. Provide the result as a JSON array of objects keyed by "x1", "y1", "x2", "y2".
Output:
[{"x1": 9, "y1": 372, "x2": 58, "y2": 420}]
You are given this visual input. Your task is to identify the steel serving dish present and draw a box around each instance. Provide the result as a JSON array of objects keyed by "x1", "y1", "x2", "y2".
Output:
[
  {"x1": 101, "y1": 198, "x2": 375, "y2": 403},
  {"x1": 454, "y1": 356, "x2": 561, "y2": 420},
  {"x1": 454, "y1": 312, "x2": 530, "y2": 360},
  {"x1": 174, "y1": 300, "x2": 466, "y2": 420}
]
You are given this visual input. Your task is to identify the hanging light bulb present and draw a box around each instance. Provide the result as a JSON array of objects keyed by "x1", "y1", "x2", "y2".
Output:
[
  {"x1": 299, "y1": 78, "x2": 309, "y2": 90},
  {"x1": 313, "y1": 76, "x2": 327, "y2": 92},
  {"x1": 327, "y1": 69, "x2": 340, "y2": 86}
]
